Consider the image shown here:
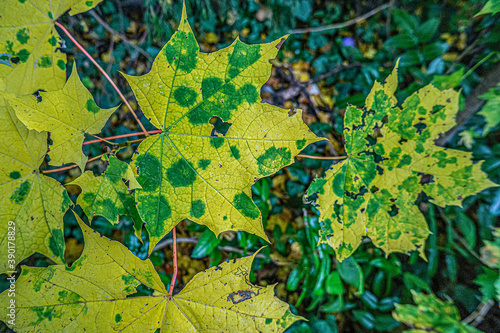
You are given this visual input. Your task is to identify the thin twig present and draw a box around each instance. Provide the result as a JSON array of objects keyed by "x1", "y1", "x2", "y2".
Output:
[
  {"x1": 454, "y1": 233, "x2": 491, "y2": 267},
  {"x1": 153, "y1": 237, "x2": 281, "y2": 265},
  {"x1": 311, "y1": 63, "x2": 362, "y2": 83},
  {"x1": 41, "y1": 153, "x2": 106, "y2": 174},
  {"x1": 289, "y1": 3, "x2": 391, "y2": 34},
  {"x1": 88, "y1": 10, "x2": 154, "y2": 63},
  {"x1": 461, "y1": 300, "x2": 494, "y2": 326},
  {"x1": 385, "y1": 0, "x2": 396, "y2": 37},
  {"x1": 87, "y1": 133, "x2": 115, "y2": 145},
  {"x1": 168, "y1": 227, "x2": 178, "y2": 295},
  {"x1": 54, "y1": 21, "x2": 149, "y2": 137},
  {"x1": 297, "y1": 154, "x2": 347, "y2": 160},
  {"x1": 83, "y1": 130, "x2": 162, "y2": 146}
]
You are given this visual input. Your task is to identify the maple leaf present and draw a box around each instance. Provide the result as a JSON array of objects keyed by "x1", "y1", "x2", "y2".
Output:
[
  {"x1": 392, "y1": 291, "x2": 481, "y2": 333},
  {"x1": 0, "y1": 0, "x2": 103, "y2": 95},
  {"x1": 6, "y1": 64, "x2": 117, "y2": 170},
  {"x1": 70, "y1": 155, "x2": 143, "y2": 238},
  {"x1": 306, "y1": 65, "x2": 497, "y2": 261},
  {"x1": 0, "y1": 214, "x2": 302, "y2": 332},
  {"x1": 0, "y1": 89, "x2": 71, "y2": 273},
  {"x1": 123, "y1": 5, "x2": 323, "y2": 252}
]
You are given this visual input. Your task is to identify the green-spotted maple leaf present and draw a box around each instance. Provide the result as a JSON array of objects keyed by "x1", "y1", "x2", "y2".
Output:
[
  {"x1": 0, "y1": 214, "x2": 301, "y2": 332},
  {"x1": 0, "y1": 88, "x2": 71, "y2": 274},
  {"x1": 70, "y1": 155, "x2": 143, "y2": 238},
  {"x1": 6, "y1": 64, "x2": 117, "y2": 170},
  {"x1": 392, "y1": 291, "x2": 481, "y2": 333},
  {"x1": 306, "y1": 65, "x2": 497, "y2": 262},
  {"x1": 123, "y1": 5, "x2": 322, "y2": 252},
  {"x1": 0, "y1": 0, "x2": 103, "y2": 95}
]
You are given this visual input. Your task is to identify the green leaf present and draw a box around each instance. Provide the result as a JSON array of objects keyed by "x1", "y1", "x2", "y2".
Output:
[
  {"x1": 374, "y1": 315, "x2": 400, "y2": 332},
  {"x1": 417, "y1": 18, "x2": 440, "y2": 43},
  {"x1": 386, "y1": 34, "x2": 418, "y2": 49},
  {"x1": 0, "y1": 0, "x2": 103, "y2": 94},
  {"x1": 422, "y1": 42, "x2": 449, "y2": 61},
  {"x1": 475, "y1": 0, "x2": 500, "y2": 16},
  {"x1": 124, "y1": 5, "x2": 323, "y2": 252},
  {"x1": 353, "y1": 310, "x2": 374, "y2": 329},
  {"x1": 325, "y1": 271, "x2": 344, "y2": 295},
  {"x1": 337, "y1": 257, "x2": 364, "y2": 293},
  {"x1": 306, "y1": 64, "x2": 497, "y2": 261},
  {"x1": 399, "y1": 50, "x2": 422, "y2": 67},
  {"x1": 475, "y1": 267, "x2": 499, "y2": 301},
  {"x1": 478, "y1": 84, "x2": 500, "y2": 135},
  {"x1": 403, "y1": 272, "x2": 431, "y2": 293},
  {"x1": 431, "y1": 68, "x2": 464, "y2": 90},
  {"x1": 191, "y1": 228, "x2": 220, "y2": 259}
]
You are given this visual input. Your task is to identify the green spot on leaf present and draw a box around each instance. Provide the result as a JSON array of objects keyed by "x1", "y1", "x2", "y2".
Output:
[
  {"x1": 57, "y1": 59, "x2": 65, "y2": 70},
  {"x1": 173, "y1": 86, "x2": 197, "y2": 107},
  {"x1": 190, "y1": 200, "x2": 205, "y2": 218},
  {"x1": 296, "y1": 139, "x2": 307, "y2": 150},
  {"x1": 16, "y1": 28, "x2": 30, "y2": 44},
  {"x1": 233, "y1": 192, "x2": 260, "y2": 219},
  {"x1": 9, "y1": 171, "x2": 21, "y2": 179},
  {"x1": 136, "y1": 153, "x2": 162, "y2": 191},
  {"x1": 198, "y1": 159, "x2": 211, "y2": 170},
  {"x1": 166, "y1": 159, "x2": 197, "y2": 187},
  {"x1": 10, "y1": 179, "x2": 31, "y2": 204},
  {"x1": 85, "y1": 99, "x2": 100, "y2": 114}
]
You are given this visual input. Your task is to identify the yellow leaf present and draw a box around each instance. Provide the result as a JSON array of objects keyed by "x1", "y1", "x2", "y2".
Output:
[
  {"x1": 123, "y1": 4, "x2": 324, "y2": 252},
  {"x1": 0, "y1": 92, "x2": 71, "y2": 273},
  {"x1": 307, "y1": 65, "x2": 497, "y2": 261},
  {"x1": 0, "y1": 214, "x2": 301, "y2": 332},
  {"x1": 0, "y1": 0, "x2": 103, "y2": 95},
  {"x1": 7, "y1": 64, "x2": 117, "y2": 170}
]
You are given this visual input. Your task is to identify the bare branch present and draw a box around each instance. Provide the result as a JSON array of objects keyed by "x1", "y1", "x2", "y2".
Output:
[{"x1": 289, "y1": 3, "x2": 391, "y2": 34}]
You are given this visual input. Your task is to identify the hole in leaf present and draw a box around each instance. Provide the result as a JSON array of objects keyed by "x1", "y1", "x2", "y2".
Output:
[
  {"x1": 388, "y1": 204, "x2": 399, "y2": 217},
  {"x1": 209, "y1": 116, "x2": 232, "y2": 137},
  {"x1": 414, "y1": 122, "x2": 427, "y2": 135}
]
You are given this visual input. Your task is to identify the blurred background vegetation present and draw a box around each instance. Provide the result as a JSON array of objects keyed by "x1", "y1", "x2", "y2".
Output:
[{"x1": 2, "y1": 0, "x2": 500, "y2": 332}]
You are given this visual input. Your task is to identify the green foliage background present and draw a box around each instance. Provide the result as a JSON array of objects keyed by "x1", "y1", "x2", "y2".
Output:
[{"x1": 2, "y1": 0, "x2": 499, "y2": 332}]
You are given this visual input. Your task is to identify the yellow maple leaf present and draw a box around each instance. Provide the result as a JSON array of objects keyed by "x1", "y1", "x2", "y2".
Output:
[
  {"x1": 0, "y1": 214, "x2": 302, "y2": 332},
  {"x1": 123, "y1": 4, "x2": 323, "y2": 252},
  {"x1": 0, "y1": 0, "x2": 103, "y2": 95},
  {"x1": 6, "y1": 64, "x2": 117, "y2": 170},
  {"x1": 0, "y1": 90, "x2": 71, "y2": 273},
  {"x1": 307, "y1": 64, "x2": 497, "y2": 261}
]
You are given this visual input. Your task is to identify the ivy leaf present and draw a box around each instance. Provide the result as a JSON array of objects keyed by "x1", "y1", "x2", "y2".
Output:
[
  {"x1": 0, "y1": 90, "x2": 71, "y2": 273},
  {"x1": 7, "y1": 64, "x2": 117, "y2": 170},
  {"x1": 0, "y1": 214, "x2": 301, "y2": 332},
  {"x1": 123, "y1": 5, "x2": 322, "y2": 252},
  {"x1": 307, "y1": 64, "x2": 497, "y2": 261},
  {"x1": 70, "y1": 155, "x2": 143, "y2": 238},
  {"x1": 0, "y1": 0, "x2": 103, "y2": 95},
  {"x1": 392, "y1": 291, "x2": 481, "y2": 333}
]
